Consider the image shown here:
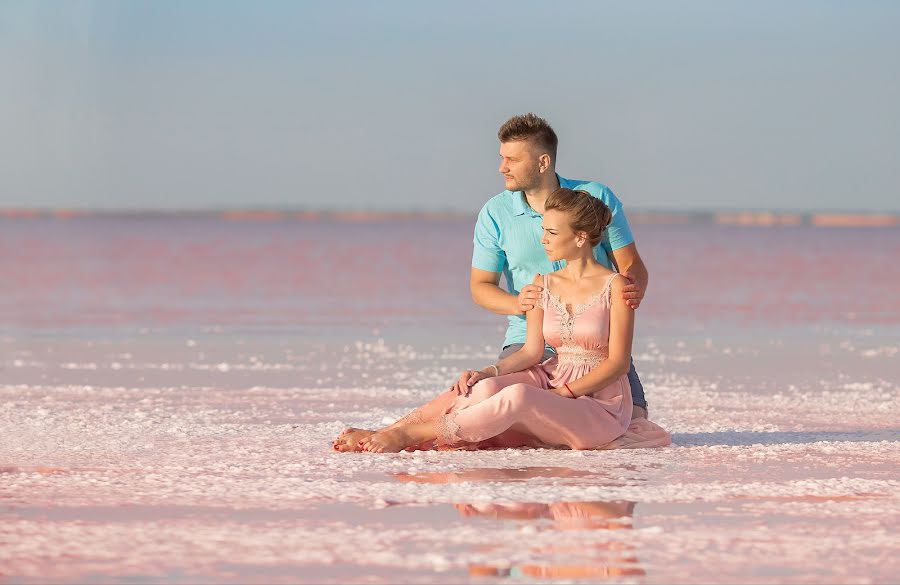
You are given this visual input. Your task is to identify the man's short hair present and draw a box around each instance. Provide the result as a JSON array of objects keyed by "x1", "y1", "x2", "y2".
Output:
[{"x1": 497, "y1": 113, "x2": 558, "y2": 160}]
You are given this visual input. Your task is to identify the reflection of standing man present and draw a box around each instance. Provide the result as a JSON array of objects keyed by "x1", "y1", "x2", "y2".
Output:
[{"x1": 470, "y1": 113, "x2": 650, "y2": 419}]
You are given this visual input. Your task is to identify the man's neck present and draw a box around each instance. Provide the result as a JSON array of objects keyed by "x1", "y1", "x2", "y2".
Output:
[{"x1": 522, "y1": 173, "x2": 561, "y2": 215}]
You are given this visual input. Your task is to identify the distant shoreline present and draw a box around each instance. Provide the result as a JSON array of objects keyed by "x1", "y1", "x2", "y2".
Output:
[{"x1": 0, "y1": 208, "x2": 897, "y2": 227}]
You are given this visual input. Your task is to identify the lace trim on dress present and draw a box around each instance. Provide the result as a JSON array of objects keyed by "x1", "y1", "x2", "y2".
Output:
[
  {"x1": 546, "y1": 289, "x2": 605, "y2": 320},
  {"x1": 546, "y1": 290, "x2": 604, "y2": 346},
  {"x1": 437, "y1": 411, "x2": 462, "y2": 445},
  {"x1": 545, "y1": 273, "x2": 620, "y2": 347},
  {"x1": 557, "y1": 344, "x2": 608, "y2": 367},
  {"x1": 395, "y1": 409, "x2": 425, "y2": 427}
]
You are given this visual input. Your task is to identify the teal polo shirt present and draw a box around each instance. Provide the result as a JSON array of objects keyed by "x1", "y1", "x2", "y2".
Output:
[{"x1": 472, "y1": 175, "x2": 635, "y2": 348}]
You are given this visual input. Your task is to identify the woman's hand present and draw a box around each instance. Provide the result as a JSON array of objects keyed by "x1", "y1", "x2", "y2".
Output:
[
  {"x1": 549, "y1": 385, "x2": 577, "y2": 398},
  {"x1": 548, "y1": 385, "x2": 565, "y2": 397},
  {"x1": 452, "y1": 370, "x2": 487, "y2": 396}
]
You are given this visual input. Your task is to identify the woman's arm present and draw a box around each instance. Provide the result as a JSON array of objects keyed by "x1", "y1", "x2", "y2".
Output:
[
  {"x1": 493, "y1": 274, "x2": 547, "y2": 374},
  {"x1": 556, "y1": 275, "x2": 634, "y2": 397},
  {"x1": 453, "y1": 275, "x2": 547, "y2": 394}
]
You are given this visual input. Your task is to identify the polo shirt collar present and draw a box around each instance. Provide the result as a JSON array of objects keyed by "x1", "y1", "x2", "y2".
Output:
[
  {"x1": 510, "y1": 173, "x2": 569, "y2": 217},
  {"x1": 510, "y1": 190, "x2": 532, "y2": 216}
]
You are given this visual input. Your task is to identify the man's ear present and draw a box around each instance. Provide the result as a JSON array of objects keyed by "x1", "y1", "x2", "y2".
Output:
[{"x1": 538, "y1": 153, "x2": 552, "y2": 173}]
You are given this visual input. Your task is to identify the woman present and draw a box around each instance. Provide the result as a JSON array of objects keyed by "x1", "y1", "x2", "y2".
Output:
[{"x1": 333, "y1": 188, "x2": 669, "y2": 453}]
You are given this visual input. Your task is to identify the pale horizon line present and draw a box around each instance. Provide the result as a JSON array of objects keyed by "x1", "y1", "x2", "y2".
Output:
[{"x1": 1, "y1": 207, "x2": 898, "y2": 228}]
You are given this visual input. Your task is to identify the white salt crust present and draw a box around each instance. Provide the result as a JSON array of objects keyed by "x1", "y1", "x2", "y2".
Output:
[{"x1": 1, "y1": 335, "x2": 898, "y2": 583}]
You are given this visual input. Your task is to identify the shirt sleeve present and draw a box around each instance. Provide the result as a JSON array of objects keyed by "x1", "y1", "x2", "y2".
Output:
[
  {"x1": 598, "y1": 186, "x2": 635, "y2": 253},
  {"x1": 472, "y1": 203, "x2": 506, "y2": 272}
]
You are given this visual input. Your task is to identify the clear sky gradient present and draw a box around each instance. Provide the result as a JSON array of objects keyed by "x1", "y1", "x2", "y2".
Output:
[{"x1": 2, "y1": 1, "x2": 899, "y2": 212}]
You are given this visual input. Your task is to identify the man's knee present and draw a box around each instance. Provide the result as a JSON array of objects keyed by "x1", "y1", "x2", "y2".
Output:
[
  {"x1": 497, "y1": 344, "x2": 523, "y2": 361},
  {"x1": 627, "y1": 360, "x2": 648, "y2": 410}
]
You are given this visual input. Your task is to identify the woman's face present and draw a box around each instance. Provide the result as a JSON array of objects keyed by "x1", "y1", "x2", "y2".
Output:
[{"x1": 541, "y1": 209, "x2": 583, "y2": 262}]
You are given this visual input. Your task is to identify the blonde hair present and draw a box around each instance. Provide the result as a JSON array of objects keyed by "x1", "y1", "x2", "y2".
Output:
[{"x1": 544, "y1": 188, "x2": 612, "y2": 247}]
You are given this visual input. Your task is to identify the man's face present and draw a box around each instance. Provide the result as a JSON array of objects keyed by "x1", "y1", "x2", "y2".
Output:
[{"x1": 498, "y1": 140, "x2": 543, "y2": 192}]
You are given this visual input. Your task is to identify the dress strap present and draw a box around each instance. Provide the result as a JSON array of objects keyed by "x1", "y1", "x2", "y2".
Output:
[
  {"x1": 542, "y1": 273, "x2": 550, "y2": 307},
  {"x1": 603, "y1": 272, "x2": 622, "y2": 301}
]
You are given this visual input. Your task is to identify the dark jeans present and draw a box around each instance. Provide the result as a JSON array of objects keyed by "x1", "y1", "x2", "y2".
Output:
[{"x1": 499, "y1": 344, "x2": 647, "y2": 409}]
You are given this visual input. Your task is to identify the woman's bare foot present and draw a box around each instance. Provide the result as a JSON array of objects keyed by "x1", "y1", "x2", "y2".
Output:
[
  {"x1": 336, "y1": 427, "x2": 357, "y2": 438},
  {"x1": 359, "y1": 427, "x2": 416, "y2": 453},
  {"x1": 332, "y1": 428, "x2": 374, "y2": 452}
]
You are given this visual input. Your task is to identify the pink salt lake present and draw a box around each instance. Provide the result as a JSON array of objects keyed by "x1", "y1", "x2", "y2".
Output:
[{"x1": 1, "y1": 215, "x2": 898, "y2": 583}]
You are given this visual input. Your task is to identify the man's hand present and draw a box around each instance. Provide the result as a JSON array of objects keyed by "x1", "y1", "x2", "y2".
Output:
[
  {"x1": 621, "y1": 269, "x2": 646, "y2": 310},
  {"x1": 610, "y1": 243, "x2": 648, "y2": 310},
  {"x1": 516, "y1": 279, "x2": 543, "y2": 314}
]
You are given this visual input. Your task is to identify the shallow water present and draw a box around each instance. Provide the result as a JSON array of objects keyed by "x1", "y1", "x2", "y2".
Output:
[{"x1": 2, "y1": 217, "x2": 899, "y2": 583}]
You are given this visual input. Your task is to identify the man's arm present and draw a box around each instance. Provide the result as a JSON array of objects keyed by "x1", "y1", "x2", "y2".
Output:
[
  {"x1": 470, "y1": 268, "x2": 517, "y2": 315},
  {"x1": 609, "y1": 243, "x2": 649, "y2": 310},
  {"x1": 470, "y1": 268, "x2": 543, "y2": 316}
]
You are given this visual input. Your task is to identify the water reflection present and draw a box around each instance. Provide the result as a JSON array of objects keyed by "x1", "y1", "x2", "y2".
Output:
[
  {"x1": 393, "y1": 468, "x2": 644, "y2": 580},
  {"x1": 395, "y1": 466, "x2": 602, "y2": 483},
  {"x1": 393, "y1": 464, "x2": 649, "y2": 486}
]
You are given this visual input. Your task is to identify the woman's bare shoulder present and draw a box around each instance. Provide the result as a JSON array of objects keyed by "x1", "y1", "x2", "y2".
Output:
[{"x1": 608, "y1": 273, "x2": 630, "y2": 303}]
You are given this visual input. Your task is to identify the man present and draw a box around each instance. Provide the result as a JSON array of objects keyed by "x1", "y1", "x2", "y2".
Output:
[{"x1": 470, "y1": 113, "x2": 650, "y2": 419}]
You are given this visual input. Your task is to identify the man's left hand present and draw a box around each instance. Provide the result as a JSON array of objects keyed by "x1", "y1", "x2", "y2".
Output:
[{"x1": 621, "y1": 270, "x2": 645, "y2": 310}]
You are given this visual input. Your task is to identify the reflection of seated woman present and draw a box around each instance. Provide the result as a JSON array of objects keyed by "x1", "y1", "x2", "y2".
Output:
[
  {"x1": 393, "y1": 469, "x2": 643, "y2": 579},
  {"x1": 457, "y1": 500, "x2": 636, "y2": 531},
  {"x1": 333, "y1": 188, "x2": 670, "y2": 453},
  {"x1": 463, "y1": 500, "x2": 644, "y2": 581},
  {"x1": 459, "y1": 500, "x2": 643, "y2": 579}
]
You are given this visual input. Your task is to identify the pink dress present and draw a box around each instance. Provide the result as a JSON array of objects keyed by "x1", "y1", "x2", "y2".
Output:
[{"x1": 433, "y1": 272, "x2": 638, "y2": 450}]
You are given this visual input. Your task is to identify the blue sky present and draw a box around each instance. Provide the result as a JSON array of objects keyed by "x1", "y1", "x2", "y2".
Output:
[{"x1": 2, "y1": 1, "x2": 898, "y2": 212}]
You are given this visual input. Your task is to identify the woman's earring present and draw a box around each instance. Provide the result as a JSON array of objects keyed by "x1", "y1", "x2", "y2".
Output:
[{"x1": 576, "y1": 241, "x2": 583, "y2": 248}]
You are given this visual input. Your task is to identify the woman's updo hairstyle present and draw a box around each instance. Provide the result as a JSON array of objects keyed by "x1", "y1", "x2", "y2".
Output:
[{"x1": 544, "y1": 188, "x2": 612, "y2": 247}]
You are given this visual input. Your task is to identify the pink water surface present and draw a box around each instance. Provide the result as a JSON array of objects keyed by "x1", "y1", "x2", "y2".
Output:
[
  {"x1": 1, "y1": 216, "x2": 898, "y2": 584},
  {"x1": 2, "y1": 217, "x2": 898, "y2": 331}
]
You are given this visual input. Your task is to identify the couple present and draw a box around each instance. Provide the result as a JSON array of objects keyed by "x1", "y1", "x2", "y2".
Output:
[{"x1": 333, "y1": 114, "x2": 670, "y2": 453}]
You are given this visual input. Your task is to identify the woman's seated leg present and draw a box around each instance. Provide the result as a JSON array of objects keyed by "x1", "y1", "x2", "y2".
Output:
[
  {"x1": 349, "y1": 369, "x2": 549, "y2": 453},
  {"x1": 442, "y1": 383, "x2": 625, "y2": 450}
]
